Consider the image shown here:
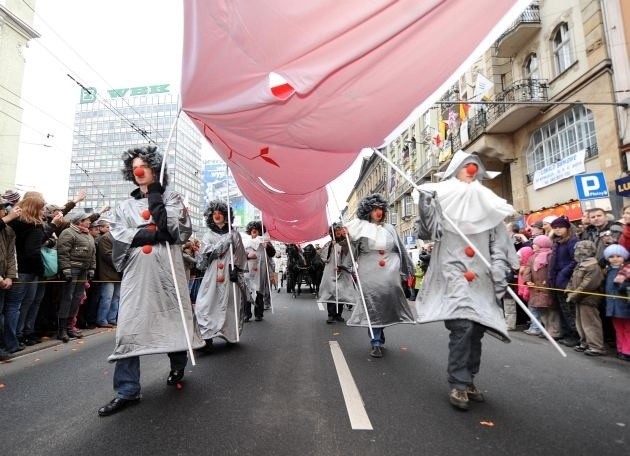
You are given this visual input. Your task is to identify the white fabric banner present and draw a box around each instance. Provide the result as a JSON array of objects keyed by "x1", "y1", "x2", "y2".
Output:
[
  {"x1": 459, "y1": 120, "x2": 469, "y2": 145},
  {"x1": 532, "y1": 149, "x2": 586, "y2": 190}
]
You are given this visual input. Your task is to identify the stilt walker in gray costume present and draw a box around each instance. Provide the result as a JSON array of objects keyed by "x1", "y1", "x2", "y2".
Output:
[
  {"x1": 345, "y1": 194, "x2": 415, "y2": 358},
  {"x1": 414, "y1": 150, "x2": 519, "y2": 411},
  {"x1": 194, "y1": 200, "x2": 248, "y2": 351},
  {"x1": 317, "y1": 222, "x2": 358, "y2": 324},
  {"x1": 98, "y1": 146, "x2": 204, "y2": 417}
]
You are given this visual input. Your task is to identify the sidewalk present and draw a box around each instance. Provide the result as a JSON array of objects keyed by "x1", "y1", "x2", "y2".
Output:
[{"x1": 3, "y1": 327, "x2": 113, "y2": 362}]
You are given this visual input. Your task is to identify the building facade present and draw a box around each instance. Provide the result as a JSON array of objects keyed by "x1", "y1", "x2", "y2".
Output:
[
  {"x1": 0, "y1": 0, "x2": 39, "y2": 191},
  {"x1": 355, "y1": 0, "x2": 630, "y2": 242},
  {"x1": 68, "y1": 85, "x2": 204, "y2": 232}
]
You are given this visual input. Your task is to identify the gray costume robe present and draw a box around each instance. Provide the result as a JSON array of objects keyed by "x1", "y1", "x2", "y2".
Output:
[
  {"x1": 346, "y1": 221, "x2": 415, "y2": 327},
  {"x1": 195, "y1": 229, "x2": 248, "y2": 342},
  {"x1": 245, "y1": 236, "x2": 274, "y2": 305},
  {"x1": 108, "y1": 190, "x2": 204, "y2": 361},
  {"x1": 415, "y1": 190, "x2": 519, "y2": 341},
  {"x1": 317, "y1": 240, "x2": 358, "y2": 306}
]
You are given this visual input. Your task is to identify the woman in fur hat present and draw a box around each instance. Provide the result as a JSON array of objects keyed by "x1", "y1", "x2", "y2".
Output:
[
  {"x1": 98, "y1": 145, "x2": 204, "y2": 417},
  {"x1": 415, "y1": 150, "x2": 519, "y2": 411},
  {"x1": 317, "y1": 222, "x2": 358, "y2": 324},
  {"x1": 244, "y1": 220, "x2": 276, "y2": 321},
  {"x1": 344, "y1": 193, "x2": 415, "y2": 358},
  {"x1": 194, "y1": 200, "x2": 248, "y2": 350}
]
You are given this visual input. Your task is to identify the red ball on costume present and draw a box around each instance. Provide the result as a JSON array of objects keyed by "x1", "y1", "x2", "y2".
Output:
[
  {"x1": 465, "y1": 163, "x2": 478, "y2": 175},
  {"x1": 464, "y1": 246, "x2": 475, "y2": 257},
  {"x1": 217, "y1": 276, "x2": 225, "y2": 283},
  {"x1": 146, "y1": 224, "x2": 157, "y2": 231},
  {"x1": 133, "y1": 168, "x2": 145, "y2": 177},
  {"x1": 142, "y1": 245, "x2": 152, "y2": 254},
  {"x1": 464, "y1": 271, "x2": 475, "y2": 281},
  {"x1": 379, "y1": 259, "x2": 386, "y2": 267},
  {"x1": 218, "y1": 263, "x2": 224, "y2": 269},
  {"x1": 141, "y1": 209, "x2": 151, "y2": 220}
]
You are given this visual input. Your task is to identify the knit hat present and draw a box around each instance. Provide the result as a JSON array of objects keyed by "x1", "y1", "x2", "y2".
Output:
[
  {"x1": 2, "y1": 189, "x2": 20, "y2": 206},
  {"x1": 603, "y1": 244, "x2": 629, "y2": 260},
  {"x1": 533, "y1": 235, "x2": 552, "y2": 249},
  {"x1": 550, "y1": 216, "x2": 571, "y2": 229},
  {"x1": 531, "y1": 221, "x2": 543, "y2": 229},
  {"x1": 542, "y1": 215, "x2": 557, "y2": 225}
]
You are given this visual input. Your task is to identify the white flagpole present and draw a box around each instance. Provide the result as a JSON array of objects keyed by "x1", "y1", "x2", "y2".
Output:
[
  {"x1": 371, "y1": 148, "x2": 566, "y2": 357},
  {"x1": 225, "y1": 165, "x2": 240, "y2": 342},
  {"x1": 327, "y1": 187, "x2": 375, "y2": 340},
  {"x1": 259, "y1": 215, "x2": 274, "y2": 314},
  {"x1": 159, "y1": 107, "x2": 196, "y2": 365},
  {"x1": 325, "y1": 206, "x2": 340, "y2": 306}
]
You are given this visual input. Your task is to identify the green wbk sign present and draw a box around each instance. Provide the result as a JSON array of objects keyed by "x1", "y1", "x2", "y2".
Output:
[{"x1": 80, "y1": 84, "x2": 170, "y2": 103}]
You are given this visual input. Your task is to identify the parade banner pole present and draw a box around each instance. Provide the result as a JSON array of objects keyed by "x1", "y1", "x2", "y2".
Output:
[
  {"x1": 327, "y1": 188, "x2": 375, "y2": 340},
  {"x1": 259, "y1": 215, "x2": 274, "y2": 314},
  {"x1": 159, "y1": 107, "x2": 196, "y2": 365},
  {"x1": 225, "y1": 165, "x2": 240, "y2": 342},
  {"x1": 372, "y1": 148, "x2": 566, "y2": 358},
  {"x1": 326, "y1": 207, "x2": 340, "y2": 305}
]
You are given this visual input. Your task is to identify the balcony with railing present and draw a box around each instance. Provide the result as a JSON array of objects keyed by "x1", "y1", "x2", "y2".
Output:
[
  {"x1": 495, "y1": 1, "x2": 541, "y2": 57},
  {"x1": 466, "y1": 78, "x2": 549, "y2": 137}
]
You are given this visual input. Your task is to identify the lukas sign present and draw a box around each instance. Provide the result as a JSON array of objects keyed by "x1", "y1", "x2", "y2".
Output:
[{"x1": 80, "y1": 84, "x2": 170, "y2": 104}]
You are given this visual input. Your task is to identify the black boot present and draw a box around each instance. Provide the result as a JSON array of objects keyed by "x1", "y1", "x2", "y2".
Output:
[
  {"x1": 167, "y1": 369, "x2": 185, "y2": 385},
  {"x1": 57, "y1": 318, "x2": 69, "y2": 343}
]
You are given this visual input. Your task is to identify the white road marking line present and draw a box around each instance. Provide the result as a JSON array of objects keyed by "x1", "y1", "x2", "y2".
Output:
[
  {"x1": 317, "y1": 302, "x2": 325, "y2": 311},
  {"x1": 329, "y1": 341, "x2": 373, "y2": 430}
]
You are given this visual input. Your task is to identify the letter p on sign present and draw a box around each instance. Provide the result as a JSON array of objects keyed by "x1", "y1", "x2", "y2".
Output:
[{"x1": 574, "y1": 172, "x2": 608, "y2": 200}]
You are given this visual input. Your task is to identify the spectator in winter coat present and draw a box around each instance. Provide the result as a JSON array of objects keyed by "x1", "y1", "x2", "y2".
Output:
[
  {"x1": 96, "y1": 226, "x2": 121, "y2": 328},
  {"x1": 4, "y1": 195, "x2": 47, "y2": 353},
  {"x1": 524, "y1": 236, "x2": 561, "y2": 338},
  {"x1": 566, "y1": 241, "x2": 606, "y2": 356},
  {"x1": 0, "y1": 198, "x2": 19, "y2": 360},
  {"x1": 547, "y1": 216, "x2": 579, "y2": 347},
  {"x1": 581, "y1": 208, "x2": 623, "y2": 261},
  {"x1": 603, "y1": 244, "x2": 630, "y2": 361},
  {"x1": 56, "y1": 212, "x2": 96, "y2": 342}
]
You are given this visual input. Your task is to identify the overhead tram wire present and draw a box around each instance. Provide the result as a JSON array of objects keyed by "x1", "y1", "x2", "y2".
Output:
[
  {"x1": 0, "y1": 83, "x2": 108, "y2": 151},
  {"x1": 66, "y1": 74, "x2": 157, "y2": 145},
  {"x1": 434, "y1": 99, "x2": 630, "y2": 107},
  {"x1": 73, "y1": 162, "x2": 107, "y2": 201},
  {"x1": 20, "y1": 0, "x2": 165, "y2": 144}
]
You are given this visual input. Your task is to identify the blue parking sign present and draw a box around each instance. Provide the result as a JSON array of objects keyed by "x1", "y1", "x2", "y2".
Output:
[{"x1": 574, "y1": 172, "x2": 608, "y2": 200}]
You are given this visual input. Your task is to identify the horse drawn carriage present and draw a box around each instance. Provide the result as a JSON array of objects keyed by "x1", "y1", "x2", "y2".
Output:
[{"x1": 284, "y1": 244, "x2": 325, "y2": 298}]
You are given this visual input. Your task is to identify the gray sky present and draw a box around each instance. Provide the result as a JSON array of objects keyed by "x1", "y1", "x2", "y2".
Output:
[{"x1": 16, "y1": 0, "x2": 366, "y2": 218}]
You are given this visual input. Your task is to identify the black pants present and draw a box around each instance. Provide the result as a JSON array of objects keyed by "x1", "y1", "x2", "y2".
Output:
[
  {"x1": 253, "y1": 292, "x2": 265, "y2": 318},
  {"x1": 327, "y1": 302, "x2": 343, "y2": 317}
]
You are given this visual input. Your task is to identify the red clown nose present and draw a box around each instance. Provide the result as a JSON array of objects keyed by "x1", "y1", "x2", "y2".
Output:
[
  {"x1": 465, "y1": 163, "x2": 478, "y2": 176},
  {"x1": 133, "y1": 168, "x2": 145, "y2": 177}
]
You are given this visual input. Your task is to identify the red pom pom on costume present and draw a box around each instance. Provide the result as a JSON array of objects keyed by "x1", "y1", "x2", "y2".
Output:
[
  {"x1": 464, "y1": 246, "x2": 475, "y2": 257},
  {"x1": 378, "y1": 250, "x2": 385, "y2": 255},
  {"x1": 217, "y1": 276, "x2": 225, "y2": 283},
  {"x1": 133, "y1": 168, "x2": 145, "y2": 177},
  {"x1": 146, "y1": 224, "x2": 157, "y2": 231},
  {"x1": 218, "y1": 263, "x2": 224, "y2": 270},
  {"x1": 142, "y1": 245, "x2": 152, "y2": 254},
  {"x1": 465, "y1": 163, "x2": 478, "y2": 175},
  {"x1": 141, "y1": 209, "x2": 151, "y2": 220},
  {"x1": 464, "y1": 271, "x2": 475, "y2": 281},
  {"x1": 379, "y1": 259, "x2": 386, "y2": 267}
]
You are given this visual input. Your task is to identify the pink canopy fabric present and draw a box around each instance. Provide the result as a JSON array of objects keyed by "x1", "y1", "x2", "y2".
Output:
[{"x1": 181, "y1": 0, "x2": 529, "y2": 242}]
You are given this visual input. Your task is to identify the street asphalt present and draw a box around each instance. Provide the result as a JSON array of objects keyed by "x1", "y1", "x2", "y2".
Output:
[{"x1": 1, "y1": 290, "x2": 629, "y2": 456}]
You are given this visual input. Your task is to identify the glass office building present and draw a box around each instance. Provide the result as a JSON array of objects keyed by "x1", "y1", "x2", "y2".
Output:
[{"x1": 68, "y1": 86, "x2": 204, "y2": 232}]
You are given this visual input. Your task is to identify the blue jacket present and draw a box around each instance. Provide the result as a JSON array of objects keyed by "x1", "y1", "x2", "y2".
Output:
[
  {"x1": 605, "y1": 266, "x2": 630, "y2": 318},
  {"x1": 548, "y1": 236, "x2": 578, "y2": 289}
]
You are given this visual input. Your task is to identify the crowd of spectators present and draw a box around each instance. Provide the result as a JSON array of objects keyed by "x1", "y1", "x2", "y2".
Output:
[{"x1": 505, "y1": 207, "x2": 630, "y2": 361}]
